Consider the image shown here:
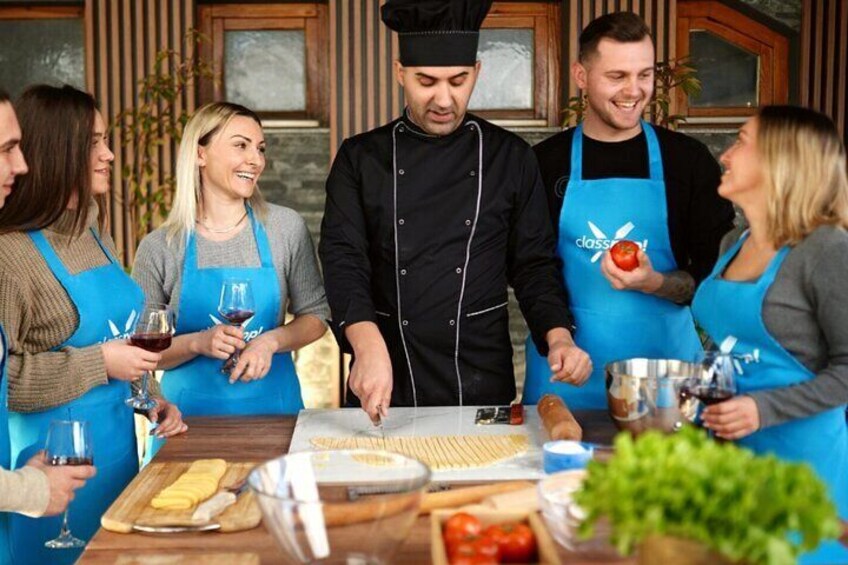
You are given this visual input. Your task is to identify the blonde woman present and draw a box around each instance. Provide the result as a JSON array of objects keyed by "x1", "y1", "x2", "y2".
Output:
[
  {"x1": 132, "y1": 102, "x2": 329, "y2": 434},
  {"x1": 692, "y1": 105, "x2": 848, "y2": 563}
]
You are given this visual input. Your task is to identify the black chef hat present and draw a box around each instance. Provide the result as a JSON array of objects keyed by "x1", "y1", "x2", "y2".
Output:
[{"x1": 381, "y1": 0, "x2": 494, "y2": 67}]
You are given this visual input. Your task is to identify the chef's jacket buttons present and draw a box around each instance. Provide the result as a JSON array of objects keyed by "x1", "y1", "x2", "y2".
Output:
[
  {"x1": 398, "y1": 169, "x2": 405, "y2": 175},
  {"x1": 398, "y1": 219, "x2": 405, "y2": 225},
  {"x1": 400, "y1": 268, "x2": 407, "y2": 275},
  {"x1": 449, "y1": 319, "x2": 456, "y2": 326},
  {"x1": 456, "y1": 267, "x2": 462, "y2": 274},
  {"x1": 399, "y1": 126, "x2": 406, "y2": 133},
  {"x1": 465, "y1": 219, "x2": 472, "y2": 226},
  {"x1": 402, "y1": 320, "x2": 409, "y2": 326},
  {"x1": 469, "y1": 170, "x2": 476, "y2": 177}
]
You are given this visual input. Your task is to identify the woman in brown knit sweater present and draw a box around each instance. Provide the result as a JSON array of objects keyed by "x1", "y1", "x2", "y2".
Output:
[{"x1": 0, "y1": 85, "x2": 186, "y2": 565}]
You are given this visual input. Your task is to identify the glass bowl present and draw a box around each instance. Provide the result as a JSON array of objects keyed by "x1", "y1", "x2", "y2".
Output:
[
  {"x1": 248, "y1": 449, "x2": 430, "y2": 564},
  {"x1": 538, "y1": 470, "x2": 620, "y2": 560}
]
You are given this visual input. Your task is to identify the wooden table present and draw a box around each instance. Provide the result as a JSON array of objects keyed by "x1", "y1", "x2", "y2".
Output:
[{"x1": 79, "y1": 411, "x2": 631, "y2": 564}]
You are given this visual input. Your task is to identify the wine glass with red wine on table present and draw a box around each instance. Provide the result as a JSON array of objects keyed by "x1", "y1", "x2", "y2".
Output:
[
  {"x1": 44, "y1": 420, "x2": 92, "y2": 549},
  {"x1": 680, "y1": 351, "x2": 738, "y2": 435},
  {"x1": 126, "y1": 303, "x2": 175, "y2": 411},
  {"x1": 218, "y1": 279, "x2": 255, "y2": 375}
]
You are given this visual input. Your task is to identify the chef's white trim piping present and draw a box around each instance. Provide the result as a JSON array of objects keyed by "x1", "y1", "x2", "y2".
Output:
[
  {"x1": 453, "y1": 120, "x2": 484, "y2": 408},
  {"x1": 466, "y1": 301, "x2": 508, "y2": 318},
  {"x1": 392, "y1": 121, "x2": 418, "y2": 408}
]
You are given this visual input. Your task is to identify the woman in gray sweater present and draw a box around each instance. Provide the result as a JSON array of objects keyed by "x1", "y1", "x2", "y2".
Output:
[
  {"x1": 132, "y1": 102, "x2": 330, "y2": 434},
  {"x1": 691, "y1": 105, "x2": 847, "y2": 563}
]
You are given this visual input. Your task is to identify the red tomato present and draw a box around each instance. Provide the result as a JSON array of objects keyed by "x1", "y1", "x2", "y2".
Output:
[
  {"x1": 448, "y1": 534, "x2": 500, "y2": 565},
  {"x1": 482, "y1": 522, "x2": 537, "y2": 563},
  {"x1": 610, "y1": 240, "x2": 640, "y2": 271},
  {"x1": 443, "y1": 512, "x2": 483, "y2": 548}
]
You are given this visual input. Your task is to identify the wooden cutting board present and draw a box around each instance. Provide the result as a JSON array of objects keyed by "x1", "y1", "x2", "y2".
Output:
[{"x1": 101, "y1": 461, "x2": 261, "y2": 533}]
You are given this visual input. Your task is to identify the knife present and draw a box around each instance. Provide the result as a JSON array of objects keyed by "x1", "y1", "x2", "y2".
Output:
[
  {"x1": 375, "y1": 404, "x2": 387, "y2": 441},
  {"x1": 191, "y1": 480, "x2": 248, "y2": 524}
]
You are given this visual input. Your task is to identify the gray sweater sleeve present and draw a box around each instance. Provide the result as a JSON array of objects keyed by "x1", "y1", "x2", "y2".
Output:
[{"x1": 746, "y1": 226, "x2": 848, "y2": 428}]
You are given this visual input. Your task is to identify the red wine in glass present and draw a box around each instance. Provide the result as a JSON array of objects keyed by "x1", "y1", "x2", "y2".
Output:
[
  {"x1": 221, "y1": 309, "x2": 255, "y2": 325},
  {"x1": 50, "y1": 455, "x2": 95, "y2": 466},
  {"x1": 680, "y1": 385, "x2": 734, "y2": 406},
  {"x1": 130, "y1": 333, "x2": 172, "y2": 352}
]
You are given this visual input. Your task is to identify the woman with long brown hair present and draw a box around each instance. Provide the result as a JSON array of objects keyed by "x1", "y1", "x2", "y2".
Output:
[
  {"x1": 0, "y1": 84, "x2": 186, "y2": 565},
  {"x1": 692, "y1": 105, "x2": 848, "y2": 563}
]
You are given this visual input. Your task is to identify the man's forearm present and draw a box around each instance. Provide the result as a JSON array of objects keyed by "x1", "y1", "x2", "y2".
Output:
[
  {"x1": 648, "y1": 270, "x2": 696, "y2": 304},
  {"x1": 345, "y1": 321, "x2": 389, "y2": 357}
]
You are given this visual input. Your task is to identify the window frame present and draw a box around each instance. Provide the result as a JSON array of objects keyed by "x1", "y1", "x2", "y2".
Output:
[
  {"x1": 473, "y1": 1, "x2": 561, "y2": 126},
  {"x1": 0, "y1": 5, "x2": 91, "y2": 95},
  {"x1": 676, "y1": 0, "x2": 789, "y2": 121},
  {"x1": 198, "y1": 3, "x2": 330, "y2": 126}
]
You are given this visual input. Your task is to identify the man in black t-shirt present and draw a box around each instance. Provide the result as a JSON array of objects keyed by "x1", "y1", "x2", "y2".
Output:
[{"x1": 523, "y1": 12, "x2": 735, "y2": 409}]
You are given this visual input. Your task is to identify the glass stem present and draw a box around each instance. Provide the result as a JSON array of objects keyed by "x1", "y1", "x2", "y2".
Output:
[
  {"x1": 140, "y1": 371, "x2": 150, "y2": 400},
  {"x1": 60, "y1": 510, "x2": 71, "y2": 538}
]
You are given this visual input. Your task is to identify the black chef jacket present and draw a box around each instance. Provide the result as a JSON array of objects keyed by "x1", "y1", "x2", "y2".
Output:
[{"x1": 319, "y1": 112, "x2": 573, "y2": 407}]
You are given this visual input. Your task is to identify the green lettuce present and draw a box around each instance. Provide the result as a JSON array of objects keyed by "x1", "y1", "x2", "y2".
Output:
[{"x1": 574, "y1": 428, "x2": 841, "y2": 564}]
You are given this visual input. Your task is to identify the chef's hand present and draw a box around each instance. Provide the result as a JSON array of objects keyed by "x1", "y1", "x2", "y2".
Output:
[
  {"x1": 702, "y1": 395, "x2": 760, "y2": 440},
  {"x1": 546, "y1": 328, "x2": 592, "y2": 386},
  {"x1": 26, "y1": 451, "x2": 95, "y2": 516},
  {"x1": 229, "y1": 334, "x2": 276, "y2": 384},
  {"x1": 102, "y1": 340, "x2": 162, "y2": 381},
  {"x1": 346, "y1": 322, "x2": 393, "y2": 424},
  {"x1": 600, "y1": 249, "x2": 663, "y2": 294},
  {"x1": 191, "y1": 325, "x2": 245, "y2": 360},
  {"x1": 146, "y1": 397, "x2": 189, "y2": 439}
]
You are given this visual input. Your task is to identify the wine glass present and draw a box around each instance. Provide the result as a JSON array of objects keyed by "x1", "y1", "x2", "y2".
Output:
[
  {"x1": 680, "y1": 351, "x2": 738, "y2": 435},
  {"x1": 218, "y1": 279, "x2": 255, "y2": 375},
  {"x1": 126, "y1": 303, "x2": 175, "y2": 411},
  {"x1": 44, "y1": 420, "x2": 92, "y2": 549}
]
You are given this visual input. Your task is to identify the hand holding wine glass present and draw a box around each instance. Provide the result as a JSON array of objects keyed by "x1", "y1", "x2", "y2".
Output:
[
  {"x1": 681, "y1": 351, "x2": 739, "y2": 438},
  {"x1": 43, "y1": 420, "x2": 93, "y2": 549},
  {"x1": 218, "y1": 279, "x2": 255, "y2": 375},
  {"x1": 126, "y1": 303, "x2": 175, "y2": 410}
]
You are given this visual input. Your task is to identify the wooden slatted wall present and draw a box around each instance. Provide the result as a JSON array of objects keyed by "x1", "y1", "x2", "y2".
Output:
[
  {"x1": 801, "y1": 0, "x2": 848, "y2": 148},
  {"x1": 88, "y1": 0, "x2": 195, "y2": 265},
  {"x1": 329, "y1": 0, "x2": 402, "y2": 156},
  {"x1": 563, "y1": 0, "x2": 676, "y2": 102}
]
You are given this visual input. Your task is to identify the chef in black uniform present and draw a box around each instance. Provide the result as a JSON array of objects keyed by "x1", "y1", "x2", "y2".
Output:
[{"x1": 319, "y1": 0, "x2": 591, "y2": 421}]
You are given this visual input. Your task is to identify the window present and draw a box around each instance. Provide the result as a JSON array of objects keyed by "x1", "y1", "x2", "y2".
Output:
[
  {"x1": 0, "y1": 6, "x2": 86, "y2": 98},
  {"x1": 676, "y1": 0, "x2": 790, "y2": 122},
  {"x1": 469, "y1": 2, "x2": 561, "y2": 126},
  {"x1": 199, "y1": 3, "x2": 329, "y2": 126}
]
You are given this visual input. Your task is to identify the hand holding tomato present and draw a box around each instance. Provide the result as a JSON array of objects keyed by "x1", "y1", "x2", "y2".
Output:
[
  {"x1": 600, "y1": 244, "x2": 663, "y2": 294},
  {"x1": 610, "y1": 240, "x2": 640, "y2": 271}
]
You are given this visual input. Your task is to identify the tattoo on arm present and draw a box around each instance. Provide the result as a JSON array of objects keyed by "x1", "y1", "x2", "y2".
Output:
[{"x1": 652, "y1": 270, "x2": 696, "y2": 304}]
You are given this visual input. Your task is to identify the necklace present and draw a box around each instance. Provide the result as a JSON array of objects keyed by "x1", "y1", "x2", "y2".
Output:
[{"x1": 197, "y1": 210, "x2": 248, "y2": 234}]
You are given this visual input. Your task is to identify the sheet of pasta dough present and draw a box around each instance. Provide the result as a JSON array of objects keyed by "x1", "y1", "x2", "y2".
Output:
[{"x1": 310, "y1": 435, "x2": 528, "y2": 470}]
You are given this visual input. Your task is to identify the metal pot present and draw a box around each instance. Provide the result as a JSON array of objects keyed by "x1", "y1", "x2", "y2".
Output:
[{"x1": 605, "y1": 358, "x2": 701, "y2": 435}]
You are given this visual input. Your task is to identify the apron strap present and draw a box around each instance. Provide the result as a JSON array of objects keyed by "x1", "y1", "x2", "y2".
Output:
[
  {"x1": 246, "y1": 206, "x2": 275, "y2": 270},
  {"x1": 27, "y1": 230, "x2": 72, "y2": 281},
  {"x1": 642, "y1": 121, "x2": 665, "y2": 182}
]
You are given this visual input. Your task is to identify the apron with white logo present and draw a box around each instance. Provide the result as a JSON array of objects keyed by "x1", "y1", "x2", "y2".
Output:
[
  {"x1": 693, "y1": 234, "x2": 848, "y2": 564},
  {"x1": 147, "y1": 209, "x2": 303, "y2": 461},
  {"x1": 9, "y1": 229, "x2": 142, "y2": 565},
  {"x1": 524, "y1": 122, "x2": 702, "y2": 409}
]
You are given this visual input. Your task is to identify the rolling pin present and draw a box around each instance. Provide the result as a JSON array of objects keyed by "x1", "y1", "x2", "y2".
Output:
[
  {"x1": 419, "y1": 481, "x2": 534, "y2": 514},
  {"x1": 537, "y1": 394, "x2": 583, "y2": 441}
]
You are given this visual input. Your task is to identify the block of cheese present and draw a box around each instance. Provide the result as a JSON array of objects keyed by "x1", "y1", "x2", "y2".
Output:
[{"x1": 150, "y1": 458, "x2": 227, "y2": 510}]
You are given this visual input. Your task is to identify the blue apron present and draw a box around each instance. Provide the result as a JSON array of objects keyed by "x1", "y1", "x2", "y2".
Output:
[
  {"x1": 524, "y1": 122, "x2": 702, "y2": 409},
  {"x1": 1, "y1": 327, "x2": 11, "y2": 565},
  {"x1": 8, "y1": 229, "x2": 142, "y2": 565},
  {"x1": 148, "y1": 209, "x2": 303, "y2": 459},
  {"x1": 692, "y1": 233, "x2": 848, "y2": 563}
]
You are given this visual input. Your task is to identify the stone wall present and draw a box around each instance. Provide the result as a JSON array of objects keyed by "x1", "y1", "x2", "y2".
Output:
[{"x1": 737, "y1": 0, "x2": 801, "y2": 30}]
